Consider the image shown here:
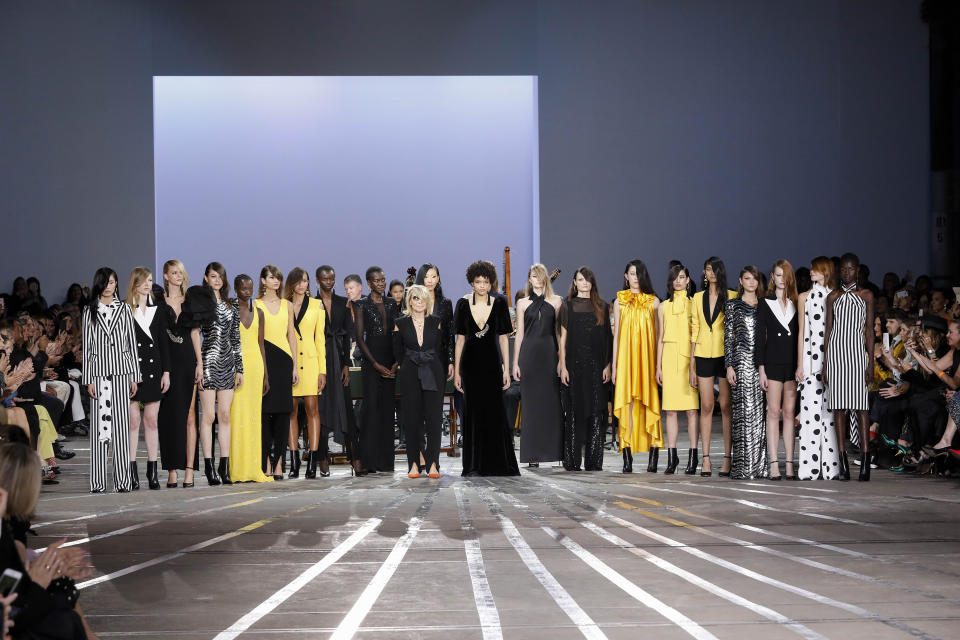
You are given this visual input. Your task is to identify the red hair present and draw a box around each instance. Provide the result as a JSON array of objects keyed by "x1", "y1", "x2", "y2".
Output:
[{"x1": 766, "y1": 259, "x2": 798, "y2": 305}]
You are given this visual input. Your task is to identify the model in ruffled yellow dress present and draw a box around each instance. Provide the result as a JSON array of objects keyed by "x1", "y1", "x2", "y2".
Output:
[
  {"x1": 229, "y1": 279, "x2": 272, "y2": 483},
  {"x1": 612, "y1": 260, "x2": 662, "y2": 472}
]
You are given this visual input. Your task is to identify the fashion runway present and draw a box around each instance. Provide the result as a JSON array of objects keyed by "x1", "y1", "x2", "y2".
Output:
[{"x1": 36, "y1": 435, "x2": 960, "y2": 639}]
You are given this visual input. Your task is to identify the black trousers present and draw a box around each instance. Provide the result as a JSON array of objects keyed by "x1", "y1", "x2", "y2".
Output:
[
  {"x1": 360, "y1": 364, "x2": 396, "y2": 472},
  {"x1": 907, "y1": 388, "x2": 947, "y2": 453},
  {"x1": 262, "y1": 412, "x2": 290, "y2": 471},
  {"x1": 401, "y1": 386, "x2": 443, "y2": 470}
]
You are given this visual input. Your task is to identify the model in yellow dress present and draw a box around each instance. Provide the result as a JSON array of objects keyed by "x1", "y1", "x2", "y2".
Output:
[
  {"x1": 612, "y1": 260, "x2": 662, "y2": 473},
  {"x1": 286, "y1": 268, "x2": 327, "y2": 478},
  {"x1": 229, "y1": 280, "x2": 272, "y2": 483},
  {"x1": 656, "y1": 265, "x2": 700, "y2": 474}
]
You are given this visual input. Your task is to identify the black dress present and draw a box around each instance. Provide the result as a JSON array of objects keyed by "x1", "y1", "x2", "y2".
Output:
[
  {"x1": 157, "y1": 286, "x2": 211, "y2": 471},
  {"x1": 393, "y1": 314, "x2": 446, "y2": 470},
  {"x1": 559, "y1": 298, "x2": 611, "y2": 470},
  {"x1": 355, "y1": 295, "x2": 399, "y2": 472},
  {"x1": 319, "y1": 292, "x2": 354, "y2": 452},
  {"x1": 518, "y1": 294, "x2": 563, "y2": 463},
  {"x1": 131, "y1": 299, "x2": 171, "y2": 403},
  {"x1": 455, "y1": 296, "x2": 520, "y2": 476}
]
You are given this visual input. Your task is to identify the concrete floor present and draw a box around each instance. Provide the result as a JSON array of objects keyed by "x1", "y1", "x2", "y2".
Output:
[{"x1": 35, "y1": 430, "x2": 960, "y2": 640}]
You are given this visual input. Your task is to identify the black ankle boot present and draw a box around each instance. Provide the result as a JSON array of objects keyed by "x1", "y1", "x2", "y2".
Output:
[
  {"x1": 218, "y1": 457, "x2": 232, "y2": 485},
  {"x1": 289, "y1": 449, "x2": 301, "y2": 478},
  {"x1": 858, "y1": 451, "x2": 871, "y2": 481},
  {"x1": 684, "y1": 448, "x2": 698, "y2": 475},
  {"x1": 838, "y1": 452, "x2": 850, "y2": 481},
  {"x1": 622, "y1": 447, "x2": 633, "y2": 473},
  {"x1": 146, "y1": 461, "x2": 160, "y2": 490},
  {"x1": 304, "y1": 450, "x2": 317, "y2": 479},
  {"x1": 664, "y1": 448, "x2": 679, "y2": 474},
  {"x1": 130, "y1": 461, "x2": 140, "y2": 490},
  {"x1": 204, "y1": 458, "x2": 221, "y2": 486},
  {"x1": 647, "y1": 447, "x2": 660, "y2": 473}
]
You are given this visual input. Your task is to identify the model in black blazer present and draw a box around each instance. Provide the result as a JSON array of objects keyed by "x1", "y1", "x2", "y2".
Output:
[
  {"x1": 393, "y1": 313, "x2": 446, "y2": 476},
  {"x1": 755, "y1": 296, "x2": 799, "y2": 382},
  {"x1": 131, "y1": 296, "x2": 172, "y2": 403},
  {"x1": 317, "y1": 286, "x2": 358, "y2": 473}
]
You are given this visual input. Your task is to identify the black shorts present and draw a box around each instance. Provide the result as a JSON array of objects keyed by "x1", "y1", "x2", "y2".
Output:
[
  {"x1": 763, "y1": 363, "x2": 795, "y2": 383},
  {"x1": 695, "y1": 356, "x2": 726, "y2": 379}
]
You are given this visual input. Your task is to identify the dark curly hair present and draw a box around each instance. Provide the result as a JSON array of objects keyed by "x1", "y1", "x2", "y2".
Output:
[{"x1": 465, "y1": 260, "x2": 497, "y2": 285}]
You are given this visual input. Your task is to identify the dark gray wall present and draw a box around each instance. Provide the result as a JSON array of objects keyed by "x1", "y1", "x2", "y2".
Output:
[{"x1": 1, "y1": 0, "x2": 928, "y2": 300}]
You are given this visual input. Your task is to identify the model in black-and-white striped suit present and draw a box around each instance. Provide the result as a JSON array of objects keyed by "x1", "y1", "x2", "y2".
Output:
[{"x1": 82, "y1": 295, "x2": 142, "y2": 492}]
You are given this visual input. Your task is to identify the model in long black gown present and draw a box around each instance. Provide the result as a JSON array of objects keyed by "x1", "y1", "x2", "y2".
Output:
[
  {"x1": 518, "y1": 294, "x2": 563, "y2": 463},
  {"x1": 560, "y1": 298, "x2": 612, "y2": 470},
  {"x1": 455, "y1": 296, "x2": 520, "y2": 476},
  {"x1": 355, "y1": 295, "x2": 399, "y2": 472},
  {"x1": 157, "y1": 286, "x2": 212, "y2": 472}
]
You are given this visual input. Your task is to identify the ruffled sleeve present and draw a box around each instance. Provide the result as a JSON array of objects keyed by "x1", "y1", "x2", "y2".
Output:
[{"x1": 183, "y1": 285, "x2": 216, "y2": 328}]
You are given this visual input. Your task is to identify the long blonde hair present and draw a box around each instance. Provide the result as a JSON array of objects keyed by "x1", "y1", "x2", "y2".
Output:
[
  {"x1": 162, "y1": 259, "x2": 189, "y2": 297},
  {"x1": 404, "y1": 284, "x2": 434, "y2": 316},
  {"x1": 525, "y1": 263, "x2": 554, "y2": 298},
  {"x1": 0, "y1": 443, "x2": 41, "y2": 520},
  {"x1": 125, "y1": 267, "x2": 153, "y2": 308}
]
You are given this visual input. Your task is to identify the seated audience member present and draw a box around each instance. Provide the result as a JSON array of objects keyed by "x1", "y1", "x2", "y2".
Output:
[
  {"x1": 900, "y1": 317, "x2": 958, "y2": 463},
  {"x1": 929, "y1": 287, "x2": 954, "y2": 321},
  {"x1": 0, "y1": 443, "x2": 97, "y2": 639},
  {"x1": 63, "y1": 284, "x2": 86, "y2": 308}
]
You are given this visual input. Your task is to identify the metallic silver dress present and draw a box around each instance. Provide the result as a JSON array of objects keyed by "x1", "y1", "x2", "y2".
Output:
[
  {"x1": 200, "y1": 300, "x2": 242, "y2": 390},
  {"x1": 724, "y1": 298, "x2": 767, "y2": 479}
]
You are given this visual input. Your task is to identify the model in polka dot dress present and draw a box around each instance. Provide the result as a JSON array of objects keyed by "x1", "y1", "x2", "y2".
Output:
[{"x1": 797, "y1": 264, "x2": 839, "y2": 480}]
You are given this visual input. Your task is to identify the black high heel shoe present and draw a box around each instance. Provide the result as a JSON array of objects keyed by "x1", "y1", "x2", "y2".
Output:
[
  {"x1": 684, "y1": 448, "x2": 698, "y2": 475},
  {"x1": 718, "y1": 455, "x2": 732, "y2": 477},
  {"x1": 838, "y1": 452, "x2": 851, "y2": 480},
  {"x1": 218, "y1": 457, "x2": 232, "y2": 485},
  {"x1": 647, "y1": 447, "x2": 659, "y2": 473},
  {"x1": 319, "y1": 453, "x2": 331, "y2": 477},
  {"x1": 858, "y1": 451, "x2": 871, "y2": 481},
  {"x1": 768, "y1": 460, "x2": 782, "y2": 481},
  {"x1": 288, "y1": 449, "x2": 301, "y2": 478},
  {"x1": 784, "y1": 460, "x2": 797, "y2": 481},
  {"x1": 700, "y1": 453, "x2": 713, "y2": 477},
  {"x1": 130, "y1": 461, "x2": 140, "y2": 491},
  {"x1": 146, "y1": 461, "x2": 161, "y2": 490},
  {"x1": 622, "y1": 447, "x2": 633, "y2": 473},
  {"x1": 204, "y1": 458, "x2": 221, "y2": 486},
  {"x1": 664, "y1": 448, "x2": 679, "y2": 474},
  {"x1": 304, "y1": 450, "x2": 317, "y2": 479}
]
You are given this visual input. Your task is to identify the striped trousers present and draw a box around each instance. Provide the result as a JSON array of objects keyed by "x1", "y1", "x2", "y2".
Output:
[{"x1": 89, "y1": 374, "x2": 134, "y2": 492}]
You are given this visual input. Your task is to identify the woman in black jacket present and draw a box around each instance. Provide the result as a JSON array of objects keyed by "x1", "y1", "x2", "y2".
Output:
[
  {"x1": 756, "y1": 260, "x2": 799, "y2": 480},
  {"x1": 0, "y1": 442, "x2": 95, "y2": 639},
  {"x1": 393, "y1": 285, "x2": 446, "y2": 478}
]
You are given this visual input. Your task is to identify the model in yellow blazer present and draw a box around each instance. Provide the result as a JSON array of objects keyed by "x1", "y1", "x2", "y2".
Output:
[
  {"x1": 287, "y1": 269, "x2": 329, "y2": 479},
  {"x1": 689, "y1": 289, "x2": 737, "y2": 358},
  {"x1": 689, "y1": 286, "x2": 736, "y2": 476}
]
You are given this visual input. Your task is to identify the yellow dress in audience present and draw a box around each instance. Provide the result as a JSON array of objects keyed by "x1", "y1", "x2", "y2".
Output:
[
  {"x1": 35, "y1": 405, "x2": 58, "y2": 460},
  {"x1": 229, "y1": 305, "x2": 273, "y2": 482}
]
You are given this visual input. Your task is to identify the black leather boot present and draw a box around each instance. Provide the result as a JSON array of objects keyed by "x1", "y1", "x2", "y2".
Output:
[
  {"x1": 204, "y1": 458, "x2": 221, "y2": 486},
  {"x1": 305, "y1": 450, "x2": 317, "y2": 479},
  {"x1": 684, "y1": 448, "x2": 698, "y2": 475},
  {"x1": 130, "y1": 461, "x2": 140, "y2": 490},
  {"x1": 146, "y1": 461, "x2": 160, "y2": 490},
  {"x1": 622, "y1": 447, "x2": 633, "y2": 473},
  {"x1": 858, "y1": 450, "x2": 871, "y2": 481},
  {"x1": 647, "y1": 447, "x2": 660, "y2": 473},
  {"x1": 838, "y1": 452, "x2": 850, "y2": 481},
  {"x1": 289, "y1": 449, "x2": 302, "y2": 478},
  {"x1": 664, "y1": 448, "x2": 679, "y2": 474},
  {"x1": 218, "y1": 457, "x2": 232, "y2": 485}
]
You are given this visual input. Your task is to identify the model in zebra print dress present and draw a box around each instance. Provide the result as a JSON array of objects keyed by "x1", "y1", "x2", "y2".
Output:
[
  {"x1": 824, "y1": 254, "x2": 875, "y2": 481},
  {"x1": 201, "y1": 300, "x2": 243, "y2": 390},
  {"x1": 725, "y1": 296, "x2": 767, "y2": 479}
]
